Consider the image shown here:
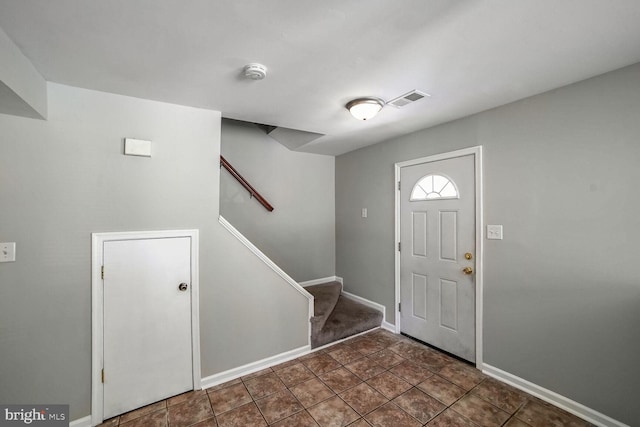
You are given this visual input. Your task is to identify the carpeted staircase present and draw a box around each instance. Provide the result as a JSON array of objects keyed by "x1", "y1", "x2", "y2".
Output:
[{"x1": 306, "y1": 281, "x2": 383, "y2": 348}]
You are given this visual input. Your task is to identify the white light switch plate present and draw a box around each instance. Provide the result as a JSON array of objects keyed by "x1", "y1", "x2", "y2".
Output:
[
  {"x1": 487, "y1": 225, "x2": 503, "y2": 240},
  {"x1": 362, "y1": 208, "x2": 367, "y2": 218},
  {"x1": 0, "y1": 242, "x2": 16, "y2": 262}
]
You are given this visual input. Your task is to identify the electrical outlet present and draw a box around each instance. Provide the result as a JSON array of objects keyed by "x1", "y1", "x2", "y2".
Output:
[
  {"x1": 362, "y1": 208, "x2": 368, "y2": 218},
  {"x1": 487, "y1": 225, "x2": 503, "y2": 240},
  {"x1": 0, "y1": 242, "x2": 16, "y2": 262}
]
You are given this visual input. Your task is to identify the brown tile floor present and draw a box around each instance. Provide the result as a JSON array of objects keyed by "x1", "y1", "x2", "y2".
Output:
[{"x1": 99, "y1": 329, "x2": 593, "y2": 427}]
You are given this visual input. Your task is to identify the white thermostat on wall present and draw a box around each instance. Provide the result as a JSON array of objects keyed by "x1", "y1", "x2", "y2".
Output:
[{"x1": 124, "y1": 138, "x2": 152, "y2": 157}]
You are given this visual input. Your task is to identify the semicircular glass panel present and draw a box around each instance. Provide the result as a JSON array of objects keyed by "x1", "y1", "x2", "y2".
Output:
[{"x1": 410, "y1": 174, "x2": 459, "y2": 201}]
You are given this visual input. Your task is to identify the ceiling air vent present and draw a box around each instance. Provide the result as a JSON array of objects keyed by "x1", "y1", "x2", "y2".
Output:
[{"x1": 387, "y1": 90, "x2": 431, "y2": 108}]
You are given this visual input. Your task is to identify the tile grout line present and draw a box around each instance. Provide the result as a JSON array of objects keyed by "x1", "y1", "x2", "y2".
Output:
[{"x1": 105, "y1": 330, "x2": 588, "y2": 427}]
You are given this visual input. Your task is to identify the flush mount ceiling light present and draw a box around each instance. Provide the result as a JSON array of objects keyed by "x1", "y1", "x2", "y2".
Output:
[
  {"x1": 243, "y1": 63, "x2": 267, "y2": 80},
  {"x1": 346, "y1": 97, "x2": 385, "y2": 120}
]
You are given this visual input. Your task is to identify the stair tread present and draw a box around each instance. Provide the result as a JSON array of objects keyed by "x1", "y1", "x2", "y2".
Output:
[{"x1": 311, "y1": 295, "x2": 383, "y2": 348}]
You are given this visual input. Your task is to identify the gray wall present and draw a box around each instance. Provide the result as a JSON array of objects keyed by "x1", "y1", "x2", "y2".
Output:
[
  {"x1": 0, "y1": 83, "x2": 310, "y2": 421},
  {"x1": 335, "y1": 63, "x2": 640, "y2": 424},
  {"x1": 221, "y1": 119, "x2": 335, "y2": 282}
]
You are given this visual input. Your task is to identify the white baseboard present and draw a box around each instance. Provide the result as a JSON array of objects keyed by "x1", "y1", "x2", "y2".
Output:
[
  {"x1": 70, "y1": 415, "x2": 92, "y2": 427},
  {"x1": 338, "y1": 282, "x2": 395, "y2": 333},
  {"x1": 381, "y1": 321, "x2": 396, "y2": 332},
  {"x1": 200, "y1": 345, "x2": 310, "y2": 390},
  {"x1": 482, "y1": 364, "x2": 628, "y2": 427},
  {"x1": 341, "y1": 290, "x2": 387, "y2": 322},
  {"x1": 299, "y1": 276, "x2": 341, "y2": 287},
  {"x1": 74, "y1": 345, "x2": 310, "y2": 426},
  {"x1": 341, "y1": 291, "x2": 397, "y2": 334}
]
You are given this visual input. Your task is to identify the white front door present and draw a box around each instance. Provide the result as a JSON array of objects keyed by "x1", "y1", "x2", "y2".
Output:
[
  {"x1": 399, "y1": 154, "x2": 476, "y2": 362},
  {"x1": 102, "y1": 236, "x2": 193, "y2": 418}
]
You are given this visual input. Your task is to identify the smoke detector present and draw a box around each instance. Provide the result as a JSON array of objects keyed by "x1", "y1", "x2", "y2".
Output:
[{"x1": 243, "y1": 63, "x2": 267, "y2": 80}]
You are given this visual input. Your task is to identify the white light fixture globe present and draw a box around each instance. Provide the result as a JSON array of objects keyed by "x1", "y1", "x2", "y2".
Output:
[{"x1": 346, "y1": 97, "x2": 384, "y2": 120}]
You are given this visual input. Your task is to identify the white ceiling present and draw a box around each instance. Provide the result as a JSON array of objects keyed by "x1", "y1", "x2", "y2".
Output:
[{"x1": 1, "y1": 0, "x2": 640, "y2": 155}]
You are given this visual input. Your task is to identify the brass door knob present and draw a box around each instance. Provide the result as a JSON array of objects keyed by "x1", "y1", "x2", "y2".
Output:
[
  {"x1": 462, "y1": 267, "x2": 473, "y2": 275},
  {"x1": 465, "y1": 252, "x2": 473, "y2": 260}
]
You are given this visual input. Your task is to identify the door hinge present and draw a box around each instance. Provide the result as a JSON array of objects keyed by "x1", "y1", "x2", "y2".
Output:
[
  {"x1": 101, "y1": 266, "x2": 104, "y2": 280},
  {"x1": 101, "y1": 369, "x2": 104, "y2": 383},
  {"x1": 398, "y1": 242, "x2": 401, "y2": 252},
  {"x1": 398, "y1": 181, "x2": 401, "y2": 190},
  {"x1": 398, "y1": 302, "x2": 401, "y2": 312}
]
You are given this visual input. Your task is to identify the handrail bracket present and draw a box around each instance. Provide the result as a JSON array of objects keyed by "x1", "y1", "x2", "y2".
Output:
[{"x1": 220, "y1": 155, "x2": 274, "y2": 212}]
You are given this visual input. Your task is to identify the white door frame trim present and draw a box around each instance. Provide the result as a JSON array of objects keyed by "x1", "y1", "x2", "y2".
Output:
[
  {"x1": 394, "y1": 146, "x2": 483, "y2": 368},
  {"x1": 91, "y1": 229, "x2": 201, "y2": 426}
]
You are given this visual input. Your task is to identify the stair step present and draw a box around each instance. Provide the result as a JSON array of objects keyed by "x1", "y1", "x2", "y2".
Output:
[
  {"x1": 306, "y1": 281, "x2": 341, "y2": 333},
  {"x1": 311, "y1": 295, "x2": 383, "y2": 348}
]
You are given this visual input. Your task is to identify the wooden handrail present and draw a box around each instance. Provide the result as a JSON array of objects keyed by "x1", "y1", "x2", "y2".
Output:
[{"x1": 220, "y1": 155, "x2": 274, "y2": 212}]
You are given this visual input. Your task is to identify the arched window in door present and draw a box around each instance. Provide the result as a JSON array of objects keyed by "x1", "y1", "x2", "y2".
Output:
[{"x1": 410, "y1": 174, "x2": 459, "y2": 201}]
